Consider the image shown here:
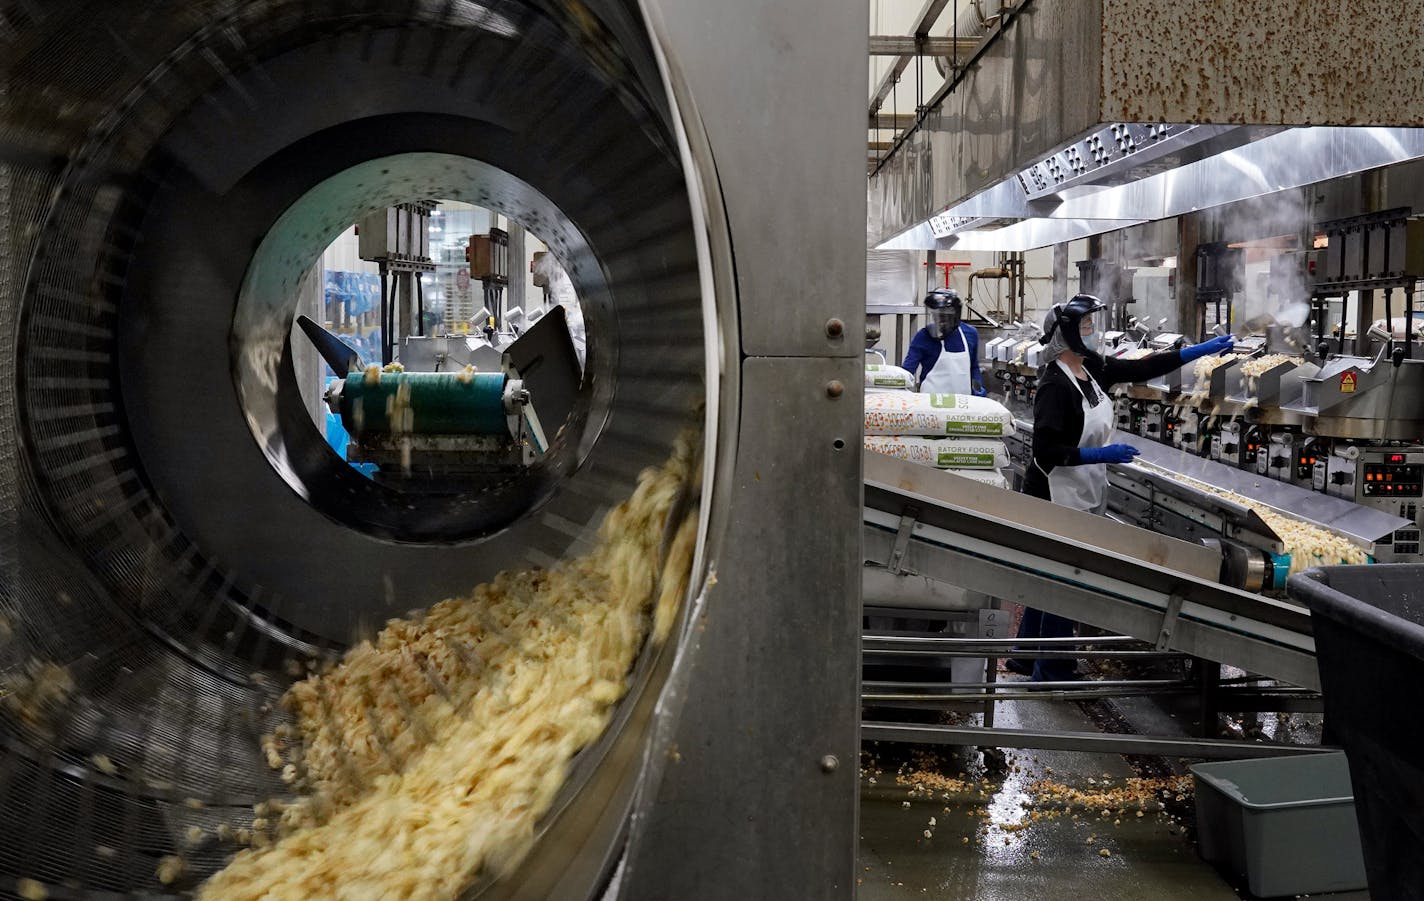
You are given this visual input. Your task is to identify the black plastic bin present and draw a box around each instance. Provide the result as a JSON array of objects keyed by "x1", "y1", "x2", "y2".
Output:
[{"x1": 1289, "y1": 564, "x2": 1424, "y2": 901}]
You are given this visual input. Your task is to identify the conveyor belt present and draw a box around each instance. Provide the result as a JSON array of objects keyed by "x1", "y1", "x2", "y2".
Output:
[
  {"x1": 1121, "y1": 429, "x2": 1409, "y2": 550},
  {"x1": 863, "y1": 451, "x2": 1321, "y2": 689}
]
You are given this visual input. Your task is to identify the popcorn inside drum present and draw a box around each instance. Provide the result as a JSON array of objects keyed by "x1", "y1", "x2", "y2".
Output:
[{"x1": 199, "y1": 430, "x2": 703, "y2": 900}]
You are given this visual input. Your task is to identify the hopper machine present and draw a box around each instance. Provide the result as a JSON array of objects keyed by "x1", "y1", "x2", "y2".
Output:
[{"x1": 296, "y1": 310, "x2": 579, "y2": 486}]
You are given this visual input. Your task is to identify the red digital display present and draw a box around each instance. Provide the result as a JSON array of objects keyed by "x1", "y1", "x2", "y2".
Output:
[{"x1": 1390, "y1": 454, "x2": 1407, "y2": 463}]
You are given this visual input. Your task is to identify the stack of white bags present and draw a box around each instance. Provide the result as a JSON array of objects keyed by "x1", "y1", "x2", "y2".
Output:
[{"x1": 863, "y1": 360, "x2": 1012, "y2": 489}]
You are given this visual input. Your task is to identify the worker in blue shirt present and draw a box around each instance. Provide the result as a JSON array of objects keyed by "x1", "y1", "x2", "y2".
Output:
[{"x1": 902, "y1": 288, "x2": 986, "y2": 396}]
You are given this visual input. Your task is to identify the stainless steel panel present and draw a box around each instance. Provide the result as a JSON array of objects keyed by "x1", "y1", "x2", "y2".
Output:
[
  {"x1": 864, "y1": 567, "x2": 986, "y2": 611},
  {"x1": 621, "y1": 357, "x2": 863, "y2": 899},
  {"x1": 656, "y1": 0, "x2": 863, "y2": 357},
  {"x1": 1069, "y1": 126, "x2": 1424, "y2": 226},
  {"x1": 1299, "y1": 356, "x2": 1424, "y2": 440}
]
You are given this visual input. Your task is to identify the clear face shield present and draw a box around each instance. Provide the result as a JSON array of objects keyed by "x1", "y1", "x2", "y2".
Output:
[
  {"x1": 1078, "y1": 314, "x2": 1100, "y2": 354},
  {"x1": 927, "y1": 305, "x2": 961, "y2": 339}
]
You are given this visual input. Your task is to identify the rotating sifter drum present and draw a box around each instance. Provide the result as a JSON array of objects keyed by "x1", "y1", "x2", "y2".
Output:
[{"x1": 0, "y1": 1, "x2": 864, "y2": 898}]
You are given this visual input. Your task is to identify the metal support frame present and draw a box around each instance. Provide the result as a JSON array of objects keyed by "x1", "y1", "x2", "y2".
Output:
[
  {"x1": 1156, "y1": 593, "x2": 1185, "y2": 651},
  {"x1": 863, "y1": 723, "x2": 1334, "y2": 759},
  {"x1": 869, "y1": 0, "x2": 1031, "y2": 177},
  {"x1": 1313, "y1": 206, "x2": 1423, "y2": 360},
  {"x1": 1197, "y1": 660, "x2": 1222, "y2": 737},
  {"x1": 862, "y1": 517, "x2": 1318, "y2": 688},
  {"x1": 863, "y1": 454, "x2": 1320, "y2": 690},
  {"x1": 869, "y1": 35, "x2": 980, "y2": 56},
  {"x1": 868, "y1": 0, "x2": 955, "y2": 119},
  {"x1": 379, "y1": 260, "x2": 392, "y2": 366},
  {"x1": 862, "y1": 633, "x2": 1320, "y2": 702},
  {"x1": 870, "y1": 113, "x2": 919, "y2": 130},
  {"x1": 869, "y1": 677, "x2": 1189, "y2": 692},
  {"x1": 863, "y1": 633, "x2": 1185, "y2": 659},
  {"x1": 887, "y1": 507, "x2": 919, "y2": 574},
  {"x1": 862, "y1": 670, "x2": 1320, "y2": 707}
]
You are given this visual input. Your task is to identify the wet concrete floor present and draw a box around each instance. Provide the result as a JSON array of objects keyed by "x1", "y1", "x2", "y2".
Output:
[{"x1": 858, "y1": 691, "x2": 1370, "y2": 901}]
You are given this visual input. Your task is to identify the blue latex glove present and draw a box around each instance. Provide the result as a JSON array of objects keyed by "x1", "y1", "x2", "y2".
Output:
[
  {"x1": 1078, "y1": 443, "x2": 1141, "y2": 465},
  {"x1": 1179, "y1": 334, "x2": 1235, "y2": 363},
  {"x1": 973, "y1": 383, "x2": 989, "y2": 397}
]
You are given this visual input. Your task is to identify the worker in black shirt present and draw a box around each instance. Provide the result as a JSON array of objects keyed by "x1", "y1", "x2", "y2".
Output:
[{"x1": 1007, "y1": 294, "x2": 1233, "y2": 681}]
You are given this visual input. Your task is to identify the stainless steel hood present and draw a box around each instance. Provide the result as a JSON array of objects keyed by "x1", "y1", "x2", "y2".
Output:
[{"x1": 869, "y1": 0, "x2": 1424, "y2": 251}]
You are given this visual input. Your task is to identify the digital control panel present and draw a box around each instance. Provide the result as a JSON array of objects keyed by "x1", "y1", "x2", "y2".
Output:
[
  {"x1": 1363, "y1": 457, "x2": 1423, "y2": 498},
  {"x1": 1356, "y1": 450, "x2": 1424, "y2": 562}
]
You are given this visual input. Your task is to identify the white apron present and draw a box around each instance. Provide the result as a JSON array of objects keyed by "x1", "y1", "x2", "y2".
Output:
[
  {"x1": 920, "y1": 325, "x2": 972, "y2": 395},
  {"x1": 1042, "y1": 359, "x2": 1115, "y2": 514}
]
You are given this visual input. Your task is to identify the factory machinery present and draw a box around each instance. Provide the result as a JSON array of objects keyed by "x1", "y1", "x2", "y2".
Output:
[
  {"x1": 297, "y1": 307, "x2": 580, "y2": 489},
  {"x1": 861, "y1": 450, "x2": 1325, "y2": 758},
  {"x1": 1089, "y1": 223, "x2": 1424, "y2": 574},
  {"x1": 870, "y1": 219, "x2": 1423, "y2": 757},
  {"x1": 0, "y1": 1, "x2": 864, "y2": 898},
  {"x1": 987, "y1": 219, "x2": 1424, "y2": 579},
  {"x1": 1011, "y1": 329, "x2": 1424, "y2": 583}
]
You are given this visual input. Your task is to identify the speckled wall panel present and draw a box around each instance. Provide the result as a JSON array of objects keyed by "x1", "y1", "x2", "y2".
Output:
[{"x1": 1100, "y1": 0, "x2": 1424, "y2": 125}]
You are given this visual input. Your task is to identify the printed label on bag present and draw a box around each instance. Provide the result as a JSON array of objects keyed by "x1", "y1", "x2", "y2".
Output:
[
  {"x1": 944, "y1": 421, "x2": 1003, "y2": 436},
  {"x1": 936, "y1": 452, "x2": 996, "y2": 467}
]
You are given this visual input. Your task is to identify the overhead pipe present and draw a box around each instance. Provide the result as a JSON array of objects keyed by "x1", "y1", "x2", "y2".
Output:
[{"x1": 932, "y1": 0, "x2": 992, "y2": 78}]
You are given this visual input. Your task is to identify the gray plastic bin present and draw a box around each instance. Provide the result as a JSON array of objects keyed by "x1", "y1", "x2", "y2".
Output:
[
  {"x1": 1191, "y1": 752, "x2": 1367, "y2": 897},
  {"x1": 1290, "y1": 564, "x2": 1424, "y2": 901}
]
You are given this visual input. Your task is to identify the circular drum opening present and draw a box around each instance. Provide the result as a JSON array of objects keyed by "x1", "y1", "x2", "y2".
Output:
[
  {"x1": 81, "y1": 21, "x2": 708, "y2": 645},
  {"x1": 231, "y1": 155, "x2": 607, "y2": 542}
]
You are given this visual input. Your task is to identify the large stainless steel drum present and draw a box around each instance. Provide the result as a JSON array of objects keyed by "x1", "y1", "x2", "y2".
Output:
[{"x1": 0, "y1": 1, "x2": 863, "y2": 897}]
